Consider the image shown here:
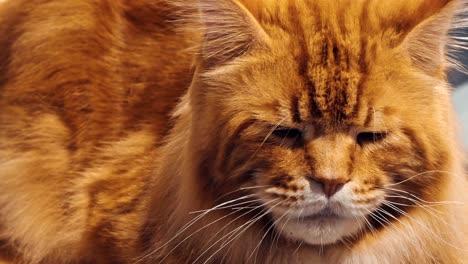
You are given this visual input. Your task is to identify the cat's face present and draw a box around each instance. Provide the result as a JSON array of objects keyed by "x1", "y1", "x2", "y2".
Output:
[{"x1": 188, "y1": 0, "x2": 457, "y2": 246}]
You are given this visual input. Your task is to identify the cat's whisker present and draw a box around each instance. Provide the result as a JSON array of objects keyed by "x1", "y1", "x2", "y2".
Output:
[
  {"x1": 221, "y1": 201, "x2": 279, "y2": 261},
  {"x1": 213, "y1": 185, "x2": 271, "y2": 203},
  {"x1": 230, "y1": 206, "x2": 262, "y2": 210},
  {"x1": 371, "y1": 208, "x2": 434, "y2": 257},
  {"x1": 248, "y1": 208, "x2": 291, "y2": 263},
  {"x1": 136, "y1": 194, "x2": 256, "y2": 263},
  {"x1": 384, "y1": 192, "x2": 447, "y2": 211},
  {"x1": 386, "y1": 196, "x2": 440, "y2": 221},
  {"x1": 192, "y1": 199, "x2": 280, "y2": 263},
  {"x1": 383, "y1": 198, "x2": 446, "y2": 216},
  {"x1": 367, "y1": 213, "x2": 389, "y2": 232},
  {"x1": 270, "y1": 212, "x2": 286, "y2": 251},
  {"x1": 192, "y1": 207, "x2": 267, "y2": 264},
  {"x1": 383, "y1": 192, "x2": 460, "y2": 232},
  {"x1": 212, "y1": 185, "x2": 271, "y2": 204},
  {"x1": 355, "y1": 215, "x2": 374, "y2": 242},
  {"x1": 364, "y1": 208, "x2": 393, "y2": 232},
  {"x1": 273, "y1": 208, "x2": 295, "y2": 249},
  {"x1": 357, "y1": 212, "x2": 376, "y2": 237},
  {"x1": 378, "y1": 203, "x2": 468, "y2": 252},
  {"x1": 293, "y1": 240, "x2": 304, "y2": 256},
  {"x1": 385, "y1": 170, "x2": 466, "y2": 187},
  {"x1": 248, "y1": 117, "x2": 288, "y2": 161},
  {"x1": 383, "y1": 187, "x2": 464, "y2": 205},
  {"x1": 239, "y1": 185, "x2": 272, "y2": 191},
  {"x1": 279, "y1": 130, "x2": 290, "y2": 147},
  {"x1": 352, "y1": 214, "x2": 364, "y2": 238},
  {"x1": 226, "y1": 201, "x2": 284, "y2": 261},
  {"x1": 200, "y1": 201, "x2": 283, "y2": 264},
  {"x1": 176, "y1": 194, "x2": 255, "y2": 234},
  {"x1": 179, "y1": 199, "x2": 276, "y2": 263},
  {"x1": 383, "y1": 200, "x2": 454, "y2": 234},
  {"x1": 156, "y1": 208, "x2": 247, "y2": 264},
  {"x1": 339, "y1": 236, "x2": 353, "y2": 250},
  {"x1": 250, "y1": 217, "x2": 277, "y2": 264},
  {"x1": 319, "y1": 236, "x2": 324, "y2": 256},
  {"x1": 190, "y1": 199, "x2": 261, "y2": 214}
]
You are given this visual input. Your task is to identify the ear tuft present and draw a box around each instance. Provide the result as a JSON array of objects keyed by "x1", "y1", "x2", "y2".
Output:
[
  {"x1": 401, "y1": 0, "x2": 468, "y2": 76},
  {"x1": 195, "y1": 0, "x2": 270, "y2": 67}
]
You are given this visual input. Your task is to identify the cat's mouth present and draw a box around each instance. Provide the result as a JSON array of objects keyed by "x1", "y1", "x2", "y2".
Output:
[
  {"x1": 296, "y1": 213, "x2": 344, "y2": 222},
  {"x1": 300, "y1": 210, "x2": 343, "y2": 222},
  {"x1": 271, "y1": 207, "x2": 363, "y2": 246}
]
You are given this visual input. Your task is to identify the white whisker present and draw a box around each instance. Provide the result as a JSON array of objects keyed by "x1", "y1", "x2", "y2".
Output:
[
  {"x1": 385, "y1": 170, "x2": 465, "y2": 187},
  {"x1": 200, "y1": 200, "x2": 282, "y2": 264},
  {"x1": 136, "y1": 194, "x2": 255, "y2": 263},
  {"x1": 381, "y1": 201, "x2": 467, "y2": 252},
  {"x1": 248, "y1": 208, "x2": 290, "y2": 263},
  {"x1": 190, "y1": 199, "x2": 260, "y2": 214},
  {"x1": 384, "y1": 187, "x2": 464, "y2": 205}
]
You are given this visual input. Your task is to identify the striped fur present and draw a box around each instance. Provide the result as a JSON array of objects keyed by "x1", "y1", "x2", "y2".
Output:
[{"x1": 0, "y1": 0, "x2": 466, "y2": 263}]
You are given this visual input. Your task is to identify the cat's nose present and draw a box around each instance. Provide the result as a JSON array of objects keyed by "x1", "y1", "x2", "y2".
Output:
[{"x1": 308, "y1": 177, "x2": 349, "y2": 197}]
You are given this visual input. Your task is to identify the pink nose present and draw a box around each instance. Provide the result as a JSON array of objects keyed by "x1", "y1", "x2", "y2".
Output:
[{"x1": 309, "y1": 177, "x2": 349, "y2": 197}]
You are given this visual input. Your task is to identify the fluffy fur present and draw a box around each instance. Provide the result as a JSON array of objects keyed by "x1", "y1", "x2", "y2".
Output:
[{"x1": 0, "y1": 0, "x2": 467, "y2": 263}]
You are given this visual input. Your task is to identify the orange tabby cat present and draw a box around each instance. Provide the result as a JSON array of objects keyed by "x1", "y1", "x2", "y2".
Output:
[{"x1": 0, "y1": 0, "x2": 467, "y2": 263}]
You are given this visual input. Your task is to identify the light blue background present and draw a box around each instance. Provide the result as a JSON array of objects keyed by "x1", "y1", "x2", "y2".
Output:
[{"x1": 454, "y1": 82, "x2": 468, "y2": 148}]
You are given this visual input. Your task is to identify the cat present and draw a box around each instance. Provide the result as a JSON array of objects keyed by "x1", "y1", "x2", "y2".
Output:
[{"x1": 0, "y1": 0, "x2": 467, "y2": 263}]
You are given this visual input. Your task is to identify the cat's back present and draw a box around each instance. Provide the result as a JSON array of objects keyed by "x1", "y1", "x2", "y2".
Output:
[
  {"x1": 0, "y1": 0, "x2": 193, "y2": 262},
  {"x1": 0, "y1": 0, "x2": 194, "y2": 140}
]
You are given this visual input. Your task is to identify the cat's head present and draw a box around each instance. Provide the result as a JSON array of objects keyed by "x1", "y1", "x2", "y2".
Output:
[{"x1": 182, "y1": 0, "x2": 465, "y2": 245}]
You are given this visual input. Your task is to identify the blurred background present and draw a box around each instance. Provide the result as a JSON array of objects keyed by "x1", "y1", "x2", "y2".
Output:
[{"x1": 450, "y1": 27, "x2": 468, "y2": 150}]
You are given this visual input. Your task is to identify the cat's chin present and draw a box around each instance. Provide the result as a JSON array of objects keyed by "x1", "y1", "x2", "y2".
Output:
[{"x1": 273, "y1": 214, "x2": 362, "y2": 245}]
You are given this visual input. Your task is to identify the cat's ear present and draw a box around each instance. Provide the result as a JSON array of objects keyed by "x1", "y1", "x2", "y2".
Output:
[
  {"x1": 399, "y1": 0, "x2": 466, "y2": 75},
  {"x1": 196, "y1": 0, "x2": 270, "y2": 67}
]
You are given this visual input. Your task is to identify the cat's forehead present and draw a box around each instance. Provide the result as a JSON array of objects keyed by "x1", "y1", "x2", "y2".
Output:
[
  {"x1": 237, "y1": 0, "x2": 448, "y2": 127},
  {"x1": 254, "y1": 1, "x2": 375, "y2": 126}
]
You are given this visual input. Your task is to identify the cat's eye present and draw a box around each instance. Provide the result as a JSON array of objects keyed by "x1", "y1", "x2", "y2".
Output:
[
  {"x1": 356, "y1": 131, "x2": 387, "y2": 145},
  {"x1": 272, "y1": 127, "x2": 302, "y2": 140}
]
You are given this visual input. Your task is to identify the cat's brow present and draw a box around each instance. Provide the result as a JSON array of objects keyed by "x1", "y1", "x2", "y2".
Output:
[{"x1": 291, "y1": 95, "x2": 302, "y2": 123}]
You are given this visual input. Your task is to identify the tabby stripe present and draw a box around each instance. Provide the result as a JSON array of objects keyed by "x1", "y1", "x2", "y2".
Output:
[
  {"x1": 304, "y1": 146, "x2": 316, "y2": 174},
  {"x1": 400, "y1": 126, "x2": 428, "y2": 166},
  {"x1": 288, "y1": 2, "x2": 322, "y2": 118},
  {"x1": 332, "y1": 44, "x2": 340, "y2": 65},
  {"x1": 349, "y1": 3, "x2": 371, "y2": 120},
  {"x1": 347, "y1": 143, "x2": 356, "y2": 176},
  {"x1": 321, "y1": 40, "x2": 329, "y2": 65},
  {"x1": 358, "y1": 0, "x2": 371, "y2": 75},
  {"x1": 291, "y1": 95, "x2": 302, "y2": 123},
  {"x1": 219, "y1": 119, "x2": 256, "y2": 173},
  {"x1": 363, "y1": 107, "x2": 373, "y2": 127}
]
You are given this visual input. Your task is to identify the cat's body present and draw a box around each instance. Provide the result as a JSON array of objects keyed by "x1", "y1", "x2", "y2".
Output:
[
  {"x1": 0, "y1": 0, "x2": 467, "y2": 263},
  {"x1": 0, "y1": 0, "x2": 193, "y2": 262}
]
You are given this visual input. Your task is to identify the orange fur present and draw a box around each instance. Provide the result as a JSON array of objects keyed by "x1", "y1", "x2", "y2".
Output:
[{"x1": 0, "y1": 0, "x2": 466, "y2": 263}]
